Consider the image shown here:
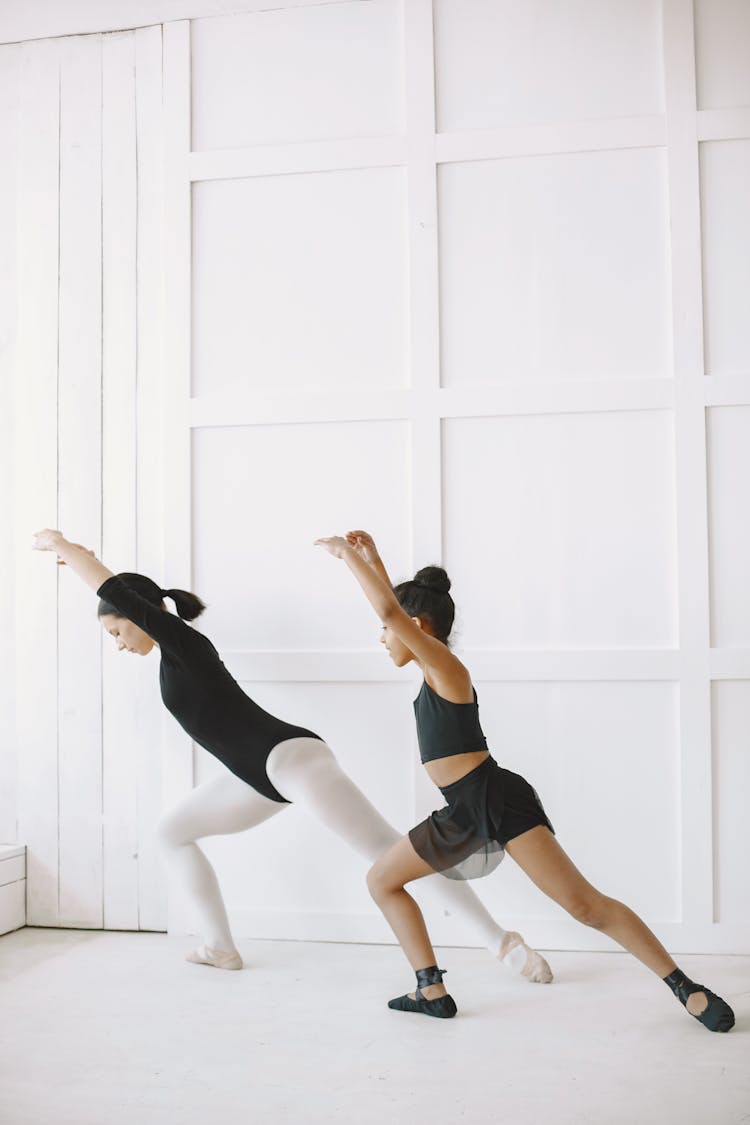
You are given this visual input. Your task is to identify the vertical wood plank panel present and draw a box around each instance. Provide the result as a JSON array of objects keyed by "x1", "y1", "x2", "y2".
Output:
[
  {"x1": 663, "y1": 0, "x2": 714, "y2": 924},
  {"x1": 57, "y1": 33, "x2": 103, "y2": 927},
  {"x1": 135, "y1": 22, "x2": 167, "y2": 931},
  {"x1": 162, "y1": 20, "x2": 194, "y2": 931},
  {"x1": 402, "y1": 0, "x2": 441, "y2": 821},
  {"x1": 101, "y1": 29, "x2": 140, "y2": 930},
  {"x1": 15, "y1": 38, "x2": 61, "y2": 925},
  {"x1": 0, "y1": 44, "x2": 21, "y2": 845}
]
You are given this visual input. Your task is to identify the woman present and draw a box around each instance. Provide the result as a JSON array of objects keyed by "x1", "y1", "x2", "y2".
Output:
[
  {"x1": 316, "y1": 529, "x2": 735, "y2": 1031},
  {"x1": 32, "y1": 528, "x2": 552, "y2": 982}
]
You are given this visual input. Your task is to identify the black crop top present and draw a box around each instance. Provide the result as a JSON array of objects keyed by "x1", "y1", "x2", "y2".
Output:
[
  {"x1": 413, "y1": 679, "x2": 488, "y2": 764},
  {"x1": 97, "y1": 575, "x2": 322, "y2": 802}
]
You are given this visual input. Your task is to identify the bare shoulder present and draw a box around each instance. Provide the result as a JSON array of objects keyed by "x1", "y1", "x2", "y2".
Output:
[{"x1": 423, "y1": 649, "x2": 473, "y2": 704}]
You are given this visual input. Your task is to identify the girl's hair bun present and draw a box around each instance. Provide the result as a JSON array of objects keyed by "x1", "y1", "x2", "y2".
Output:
[{"x1": 413, "y1": 566, "x2": 451, "y2": 595}]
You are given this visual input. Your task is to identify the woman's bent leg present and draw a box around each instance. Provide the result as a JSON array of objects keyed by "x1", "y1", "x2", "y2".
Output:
[{"x1": 157, "y1": 771, "x2": 285, "y2": 956}]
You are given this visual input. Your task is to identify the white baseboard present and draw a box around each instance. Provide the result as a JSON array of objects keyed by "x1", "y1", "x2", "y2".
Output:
[{"x1": 168, "y1": 904, "x2": 750, "y2": 957}]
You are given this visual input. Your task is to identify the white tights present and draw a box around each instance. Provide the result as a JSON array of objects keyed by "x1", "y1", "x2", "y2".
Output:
[{"x1": 157, "y1": 738, "x2": 517, "y2": 961}]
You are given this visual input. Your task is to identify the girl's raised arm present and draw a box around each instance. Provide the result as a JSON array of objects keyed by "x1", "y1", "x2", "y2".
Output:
[
  {"x1": 345, "y1": 529, "x2": 393, "y2": 588},
  {"x1": 315, "y1": 534, "x2": 457, "y2": 678},
  {"x1": 32, "y1": 529, "x2": 114, "y2": 593}
]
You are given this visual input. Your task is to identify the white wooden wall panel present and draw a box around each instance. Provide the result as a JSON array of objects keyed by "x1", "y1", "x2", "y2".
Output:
[
  {"x1": 192, "y1": 422, "x2": 412, "y2": 650},
  {"x1": 15, "y1": 38, "x2": 62, "y2": 926},
  {"x1": 5, "y1": 1, "x2": 749, "y2": 955},
  {"x1": 133, "y1": 24, "x2": 168, "y2": 932},
  {"x1": 169, "y1": 0, "x2": 749, "y2": 954},
  {"x1": 694, "y1": 0, "x2": 750, "y2": 110},
  {"x1": 0, "y1": 44, "x2": 20, "y2": 845},
  {"x1": 12, "y1": 29, "x2": 165, "y2": 931},
  {"x1": 57, "y1": 34, "x2": 104, "y2": 927},
  {"x1": 433, "y1": 0, "x2": 664, "y2": 131},
  {"x1": 443, "y1": 412, "x2": 678, "y2": 649},
  {"x1": 700, "y1": 139, "x2": 750, "y2": 376},
  {"x1": 712, "y1": 682, "x2": 750, "y2": 923},
  {"x1": 191, "y1": 1, "x2": 403, "y2": 151},
  {"x1": 101, "y1": 30, "x2": 141, "y2": 931},
  {"x1": 707, "y1": 406, "x2": 750, "y2": 648},
  {"x1": 439, "y1": 149, "x2": 672, "y2": 385},
  {"x1": 192, "y1": 169, "x2": 408, "y2": 396}
]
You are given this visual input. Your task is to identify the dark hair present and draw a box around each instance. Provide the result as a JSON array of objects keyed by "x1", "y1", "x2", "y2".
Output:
[
  {"x1": 393, "y1": 565, "x2": 454, "y2": 644},
  {"x1": 97, "y1": 572, "x2": 206, "y2": 623}
]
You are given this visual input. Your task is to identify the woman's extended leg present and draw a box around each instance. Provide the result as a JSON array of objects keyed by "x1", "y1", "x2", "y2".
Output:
[
  {"x1": 505, "y1": 826, "x2": 734, "y2": 1030},
  {"x1": 157, "y1": 771, "x2": 285, "y2": 964},
  {"x1": 265, "y1": 738, "x2": 551, "y2": 980}
]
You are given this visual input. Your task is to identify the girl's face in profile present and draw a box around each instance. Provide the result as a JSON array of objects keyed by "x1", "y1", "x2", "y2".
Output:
[
  {"x1": 100, "y1": 614, "x2": 155, "y2": 656},
  {"x1": 380, "y1": 617, "x2": 433, "y2": 668}
]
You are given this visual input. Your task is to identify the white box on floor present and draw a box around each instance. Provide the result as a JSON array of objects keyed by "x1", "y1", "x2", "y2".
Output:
[{"x1": 0, "y1": 845, "x2": 26, "y2": 935}]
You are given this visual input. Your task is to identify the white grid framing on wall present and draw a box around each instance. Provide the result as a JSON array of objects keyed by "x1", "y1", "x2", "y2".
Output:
[{"x1": 160, "y1": 0, "x2": 750, "y2": 951}]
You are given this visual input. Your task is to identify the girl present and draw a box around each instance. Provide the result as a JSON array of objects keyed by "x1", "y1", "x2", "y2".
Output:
[
  {"x1": 31, "y1": 528, "x2": 552, "y2": 982},
  {"x1": 316, "y1": 529, "x2": 735, "y2": 1031}
]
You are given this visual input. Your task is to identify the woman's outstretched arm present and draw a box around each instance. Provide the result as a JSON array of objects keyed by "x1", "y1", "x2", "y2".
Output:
[{"x1": 32, "y1": 529, "x2": 114, "y2": 593}]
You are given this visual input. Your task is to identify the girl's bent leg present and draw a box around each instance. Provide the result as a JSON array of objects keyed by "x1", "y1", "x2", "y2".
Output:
[
  {"x1": 366, "y1": 835, "x2": 446, "y2": 993},
  {"x1": 266, "y1": 739, "x2": 550, "y2": 980},
  {"x1": 367, "y1": 835, "x2": 457, "y2": 1017},
  {"x1": 157, "y1": 772, "x2": 285, "y2": 957}
]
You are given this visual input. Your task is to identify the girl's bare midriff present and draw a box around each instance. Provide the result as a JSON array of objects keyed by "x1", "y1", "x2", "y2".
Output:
[{"x1": 424, "y1": 748, "x2": 490, "y2": 789}]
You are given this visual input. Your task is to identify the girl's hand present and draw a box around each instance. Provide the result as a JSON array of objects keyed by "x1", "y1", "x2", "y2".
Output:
[
  {"x1": 32, "y1": 529, "x2": 64, "y2": 553},
  {"x1": 314, "y1": 536, "x2": 353, "y2": 559},
  {"x1": 345, "y1": 529, "x2": 379, "y2": 565}
]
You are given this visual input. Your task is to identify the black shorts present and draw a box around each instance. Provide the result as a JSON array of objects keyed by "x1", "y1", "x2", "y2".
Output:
[{"x1": 409, "y1": 755, "x2": 554, "y2": 880}]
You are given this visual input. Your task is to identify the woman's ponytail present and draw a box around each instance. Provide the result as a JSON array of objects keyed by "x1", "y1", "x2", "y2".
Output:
[{"x1": 161, "y1": 588, "x2": 206, "y2": 622}]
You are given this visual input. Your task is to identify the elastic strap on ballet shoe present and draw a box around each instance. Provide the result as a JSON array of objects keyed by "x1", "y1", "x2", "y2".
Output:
[
  {"x1": 414, "y1": 965, "x2": 446, "y2": 1001},
  {"x1": 387, "y1": 966, "x2": 457, "y2": 1018}
]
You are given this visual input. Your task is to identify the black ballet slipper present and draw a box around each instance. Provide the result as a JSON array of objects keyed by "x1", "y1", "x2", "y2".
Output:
[
  {"x1": 387, "y1": 965, "x2": 457, "y2": 1019},
  {"x1": 664, "y1": 969, "x2": 735, "y2": 1033}
]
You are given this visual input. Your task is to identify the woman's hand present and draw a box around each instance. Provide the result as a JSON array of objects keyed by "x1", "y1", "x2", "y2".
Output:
[
  {"x1": 345, "y1": 529, "x2": 380, "y2": 565},
  {"x1": 314, "y1": 536, "x2": 353, "y2": 559},
  {"x1": 32, "y1": 531, "x2": 96, "y2": 565},
  {"x1": 32, "y1": 529, "x2": 65, "y2": 554}
]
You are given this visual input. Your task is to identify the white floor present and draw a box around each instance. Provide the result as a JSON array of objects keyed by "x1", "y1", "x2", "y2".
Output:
[{"x1": 0, "y1": 930, "x2": 747, "y2": 1125}]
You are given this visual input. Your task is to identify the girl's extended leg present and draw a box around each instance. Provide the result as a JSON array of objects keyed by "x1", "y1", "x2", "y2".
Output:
[
  {"x1": 505, "y1": 826, "x2": 734, "y2": 1029},
  {"x1": 265, "y1": 738, "x2": 550, "y2": 981},
  {"x1": 157, "y1": 771, "x2": 285, "y2": 962},
  {"x1": 505, "y1": 827, "x2": 674, "y2": 974}
]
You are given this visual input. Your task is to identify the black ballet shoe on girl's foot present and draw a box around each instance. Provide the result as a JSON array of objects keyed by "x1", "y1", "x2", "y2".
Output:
[
  {"x1": 664, "y1": 969, "x2": 735, "y2": 1033},
  {"x1": 387, "y1": 965, "x2": 457, "y2": 1019}
]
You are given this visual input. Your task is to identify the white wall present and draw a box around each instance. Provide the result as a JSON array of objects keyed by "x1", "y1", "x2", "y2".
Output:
[
  {"x1": 9, "y1": 28, "x2": 167, "y2": 929},
  {"x1": 3, "y1": 0, "x2": 749, "y2": 953},
  {"x1": 0, "y1": 43, "x2": 20, "y2": 846}
]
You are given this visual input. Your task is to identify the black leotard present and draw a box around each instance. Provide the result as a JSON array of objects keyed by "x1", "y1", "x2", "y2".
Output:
[{"x1": 97, "y1": 575, "x2": 322, "y2": 802}]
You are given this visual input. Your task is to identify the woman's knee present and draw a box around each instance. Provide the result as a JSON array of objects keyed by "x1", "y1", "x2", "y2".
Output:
[
  {"x1": 566, "y1": 891, "x2": 610, "y2": 930},
  {"x1": 155, "y1": 808, "x2": 191, "y2": 850}
]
